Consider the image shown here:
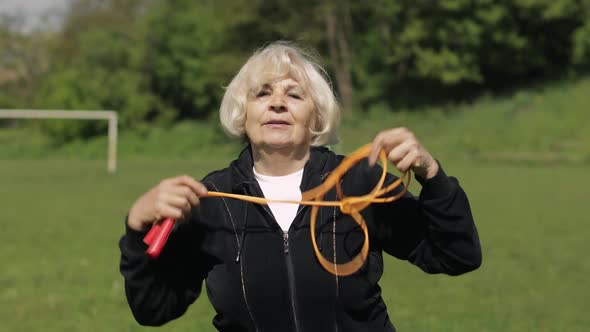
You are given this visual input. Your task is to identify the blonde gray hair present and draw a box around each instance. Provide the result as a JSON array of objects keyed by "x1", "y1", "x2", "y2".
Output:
[{"x1": 219, "y1": 41, "x2": 340, "y2": 146}]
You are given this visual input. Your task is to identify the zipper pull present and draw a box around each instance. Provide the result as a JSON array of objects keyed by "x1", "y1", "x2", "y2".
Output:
[{"x1": 283, "y1": 233, "x2": 289, "y2": 255}]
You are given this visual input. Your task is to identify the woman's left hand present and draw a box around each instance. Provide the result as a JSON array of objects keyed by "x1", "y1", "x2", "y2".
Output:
[{"x1": 368, "y1": 127, "x2": 439, "y2": 180}]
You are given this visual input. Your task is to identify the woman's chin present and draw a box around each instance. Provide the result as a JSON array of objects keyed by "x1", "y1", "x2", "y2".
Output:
[
  {"x1": 261, "y1": 134, "x2": 295, "y2": 148},
  {"x1": 263, "y1": 141, "x2": 293, "y2": 150},
  {"x1": 252, "y1": 134, "x2": 311, "y2": 151},
  {"x1": 260, "y1": 139, "x2": 308, "y2": 151}
]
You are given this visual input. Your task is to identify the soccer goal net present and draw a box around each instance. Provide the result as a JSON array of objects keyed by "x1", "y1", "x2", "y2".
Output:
[{"x1": 0, "y1": 109, "x2": 118, "y2": 173}]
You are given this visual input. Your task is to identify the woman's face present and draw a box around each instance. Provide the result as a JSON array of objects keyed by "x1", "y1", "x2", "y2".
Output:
[{"x1": 245, "y1": 77, "x2": 316, "y2": 150}]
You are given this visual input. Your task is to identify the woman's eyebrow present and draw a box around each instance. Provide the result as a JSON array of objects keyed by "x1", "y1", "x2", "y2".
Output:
[{"x1": 285, "y1": 85, "x2": 304, "y2": 93}]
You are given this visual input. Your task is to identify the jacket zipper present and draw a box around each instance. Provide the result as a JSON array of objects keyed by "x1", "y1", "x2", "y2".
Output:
[
  {"x1": 249, "y1": 181, "x2": 302, "y2": 332},
  {"x1": 283, "y1": 233, "x2": 301, "y2": 332}
]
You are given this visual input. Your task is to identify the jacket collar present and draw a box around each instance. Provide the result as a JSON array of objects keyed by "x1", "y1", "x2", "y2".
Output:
[{"x1": 230, "y1": 144, "x2": 333, "y2": 193}]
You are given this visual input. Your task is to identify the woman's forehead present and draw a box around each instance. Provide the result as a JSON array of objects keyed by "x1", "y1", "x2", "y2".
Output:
[
  {"x1": 264, "y1": 77, "x2": 304, "y2": 88},
  {"x1": 252, "y1": 74, "x2": 308, "y2": 91},
  {"x1": 247, "y1": 57, "x2": 306, "y2": 83}
]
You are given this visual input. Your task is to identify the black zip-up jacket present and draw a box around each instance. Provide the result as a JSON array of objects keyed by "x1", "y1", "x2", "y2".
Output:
[{"x1": 119, "y1": 145, "x2": 482, "y2": 331}]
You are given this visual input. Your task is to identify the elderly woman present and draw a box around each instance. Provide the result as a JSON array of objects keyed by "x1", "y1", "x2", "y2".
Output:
[{"x1": 119, "y1": 42, "x2": 481, "y2": 331}]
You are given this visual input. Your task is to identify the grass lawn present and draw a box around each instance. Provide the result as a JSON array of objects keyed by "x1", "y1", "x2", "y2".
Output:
[{"x1": 1, "y1": 156, "x2": 587, "y2": 331}]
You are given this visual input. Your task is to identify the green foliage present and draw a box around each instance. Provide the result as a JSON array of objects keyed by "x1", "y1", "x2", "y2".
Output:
[
  {"x1": 34, "y1": 0, "x2": 157, "y2": 143},
  {"x1": 143, "y1": 0, "x2": 244, "y2": 120},
  {"x1": 572, "y1": 1, "x2": 590, "y2": 66},
  {"x1": 338, "y1": 77, "x2": 590, "y2": 164},
  {"x1": 351, "y1": 0, "x2": 590, "y2": 108},
  {"x1": 0, "y1": 16, "x2": 51, "y2": 108},
  {"x1": 3, "y1": 0, "x2": 590, "y2": 143},
  {"x1": 3, "y1": 76, "x2": 590, "y2": 165}
]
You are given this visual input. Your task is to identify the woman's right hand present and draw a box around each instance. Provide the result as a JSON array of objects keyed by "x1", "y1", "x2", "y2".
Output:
[{"x1": 127, "y1": 175, "x2": 208, "y2": 232}]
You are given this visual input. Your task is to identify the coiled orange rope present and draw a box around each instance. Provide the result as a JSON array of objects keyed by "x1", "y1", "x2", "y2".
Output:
[{"x1": 144, "y1": 143, "x2": 410, "y2": 276}]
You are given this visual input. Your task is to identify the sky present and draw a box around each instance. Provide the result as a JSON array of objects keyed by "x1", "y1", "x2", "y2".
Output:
[{"x1": 0, "y1": 0, "x2": 70, "y2": 31}]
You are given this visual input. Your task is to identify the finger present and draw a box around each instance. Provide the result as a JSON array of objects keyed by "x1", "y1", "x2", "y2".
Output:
[
  {"x1": 369, "y1": 128, "x2": 410, "y2": 166},
  {"x1": 369, "y1": 132, "x2": 386, "y2": 166},
  {"x1": 164, "y1": 193, "x2": 191, "y2": 210},
  {"x1": 396, "y1": 148, "x2": 420, "y2": 173},
  {"x1": 173, "y1": 175, "x2": 208, "y2": 196},
  {"x1": 169, "y1": 185, "x2": 195, "y2": 200},
  {"x1": 170, "y1": 186, "x2": 203, "y2": 207},
  {"x1": 387, "y1": 140, "x2": 413, "y2": 165},
  {"x1": 155, "y1": 201, "x2": 184, "y2": 221},
  {"x1": 169, "y1": 195, "x2": 201, "y2": 217},
  {"x1": 186, "y1": 191, "x2": 199, "y2": 206}
]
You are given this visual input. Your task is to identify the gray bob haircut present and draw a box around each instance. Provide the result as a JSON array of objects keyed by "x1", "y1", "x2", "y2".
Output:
[{"x1": 219, "y1": 41, "x2": 340, "y2": 146}]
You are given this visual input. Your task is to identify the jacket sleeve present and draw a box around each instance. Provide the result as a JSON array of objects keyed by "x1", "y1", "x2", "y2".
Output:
[
  {"x1": 119, "y1": 215, "x2": 211, "y2": 326},
  {"x1": 371, "y1": 161, "x2": 482, "y2": 275}
]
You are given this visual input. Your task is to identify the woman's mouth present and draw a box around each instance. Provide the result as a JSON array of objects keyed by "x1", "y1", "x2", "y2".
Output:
[{"x1": 264, "y1": 120, "x2": 291, "y2": 127}]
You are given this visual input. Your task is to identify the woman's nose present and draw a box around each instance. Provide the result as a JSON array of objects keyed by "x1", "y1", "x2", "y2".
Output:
[{"x1": 269, "y1": 94, "x2": 287, "y2": 112}]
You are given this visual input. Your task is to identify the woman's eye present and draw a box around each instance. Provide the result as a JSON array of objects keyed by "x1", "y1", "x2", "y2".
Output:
[
  {"x1": 289, "y1": 94, "x2": 301, "y2": 100},
  {"x1": 256, "y1": 91, "x2": 270, "y2": 98}
]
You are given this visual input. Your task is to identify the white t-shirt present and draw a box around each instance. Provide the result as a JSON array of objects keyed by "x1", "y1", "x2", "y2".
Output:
[{"x1": 253, "y1": 167, "x2": 303, "y2": 232}]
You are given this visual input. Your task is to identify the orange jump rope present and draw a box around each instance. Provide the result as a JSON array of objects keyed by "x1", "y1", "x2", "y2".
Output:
[{"x1": 143, "y1": 144, "x2": 411, "y2": 276}]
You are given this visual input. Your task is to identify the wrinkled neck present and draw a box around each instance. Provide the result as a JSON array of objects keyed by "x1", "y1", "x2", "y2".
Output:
[{"x1": 251, "y1": 144, "x2": 310, "y2": 176}]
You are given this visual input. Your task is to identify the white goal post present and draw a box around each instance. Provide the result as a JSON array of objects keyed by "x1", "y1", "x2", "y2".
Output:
[{"x1": 0, "y1": 109, "x2": 118, "y2": 173}]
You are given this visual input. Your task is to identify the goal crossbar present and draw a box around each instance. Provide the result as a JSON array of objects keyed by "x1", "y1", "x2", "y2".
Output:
[{"x1": 0, "y1": 109, "x2": 118, "y2": 173}]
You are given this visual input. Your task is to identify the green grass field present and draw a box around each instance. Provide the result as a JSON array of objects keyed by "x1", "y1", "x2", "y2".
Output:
[
  {"x1": 1, "y1": 156, "x2": 588, "y2": 331},
  {"x1": 2, "y1": 77, "x2": 589, "y2": 330}
]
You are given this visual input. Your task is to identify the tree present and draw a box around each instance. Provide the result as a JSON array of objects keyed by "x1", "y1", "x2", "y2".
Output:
[
  {"x1": 323, "y1": 0, "x2": 353, "y2": 114},
  {"x1": 351, "y1": 0, "x2": 590, "y2": 109},
  {"x1": 38, "y1": 0, "x2": 155, "y2": 142},
  {"x1": 0, "y1": 14, "x2": 51, "y2": 108}
]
